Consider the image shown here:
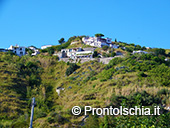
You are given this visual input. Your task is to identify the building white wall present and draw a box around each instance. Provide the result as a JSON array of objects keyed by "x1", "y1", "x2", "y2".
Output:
[
  {"x1": 41, "y1": 45, "x2": 52, "y2": 49},
  {"x1": 76, "y1": 50, "x2": 93, "y2": 55},
  {"x1": 8, "y1": 45, "x2": 26, "y2": 56},
  {"x1": 132, "y1": 50, "x2": 148, "y2": 54},
  {"x1": 82, "y1": 37, "x2": 118, "y2": 48},
  {"x1": 61, "y1": 48, "x2": 94, "y2": 59}
]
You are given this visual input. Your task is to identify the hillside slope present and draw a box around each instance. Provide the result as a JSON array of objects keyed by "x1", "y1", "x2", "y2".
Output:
[{"x1": 0, "y1": 47, "x2": 170, "y2": 127}]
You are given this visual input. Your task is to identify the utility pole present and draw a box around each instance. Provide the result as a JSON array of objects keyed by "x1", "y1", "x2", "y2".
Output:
[{"x1": 29, "y1": 97, "x2": 35, "y2": 128}]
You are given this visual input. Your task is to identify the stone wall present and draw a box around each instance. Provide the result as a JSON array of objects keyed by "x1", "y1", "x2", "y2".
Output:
[{"x1": 59, "y1": 56, "x2": 122, "y2": 64}]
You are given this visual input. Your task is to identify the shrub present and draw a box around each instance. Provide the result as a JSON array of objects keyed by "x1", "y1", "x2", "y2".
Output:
[
  {"x1": 35, "y1": 111, "x2": 47, "y2": 118},
  {"x1": 67, "y1": 61, "x2": 70, "y2": 65},
  {"x1": 47, "y1": 117, "x2": 54, "y2": 124},
  {"x1": 90, "y1": 77, "x2": 97, "y2": 81},
  {"x1": 65, "y1": 63, "x2": 80, "y2": 76},
  {"x1": 102, "y1": 52, "x2": 109, "y2": 57},
  {"x1": 40, "y1": 49, "x2": 48, "y2": 53},
  {"x1": 93, "y1": 51, "x2": 98, "y2": 58},
  {"x1": 157, "y1": 89, "x2": 170, "y2": 95},
  {"x1": 69, "y1": 77, "x2": 75, "y2": 80},
  {"x1": 100, "y1": 79, "x2": 107, "y2": 82},
  {"x1": 92, "y1": 84, "x2": 96, "y2": 88},
  {"x1": 83, "y1": 114, "x2": 99, "y2": 128},
  {"x1": 83, "y1": 76, "x2": 91, "y2": 83},
  {"x1": 110, "y1": 52, "x2": 116, "y2": 57},
  {"x1": 128, "y1": 91, "x2": 161, "y2": 107},
  {"x1": 154, "y1": 48, "x2": 166, "y2": 56},
  {"x1": 47, "y1": 47, "x2": 54, "y2": 56},
  {"x1": 138, "y1": 72, "x2": 147, "y2": 77},
  {"x1": 95, "y1": 33, "x2": 104, "y2": 37},
  {"x1": 105, "y1": 57, "x2": 124, "y2": 70},
  {"x1": 125, "y1": 46, "x2": 134, "y2": 52},
  {"x1": 102, "y1": 46, "x2": 109, "y2": 51},
  {"x1": 110, "y1": 95, "x2": 127, "y2": 107}
]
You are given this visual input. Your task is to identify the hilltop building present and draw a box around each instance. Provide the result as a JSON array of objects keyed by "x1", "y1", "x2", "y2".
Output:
[
  {"x1": 82, "y1": 36, "x2": 119, "y2": 48},
  {"x1": 41, "y1": 45, "x2": 52, "y2": 49},
  {"x1": 28, "y1": 46, "x2": 40, "y2": 56},
  {"x1": 8, "y1": 45, "x2": 26, "y2": 56}
]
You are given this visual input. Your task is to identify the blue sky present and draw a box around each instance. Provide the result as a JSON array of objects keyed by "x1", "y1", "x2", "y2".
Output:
[{"x1": 0, "y1": 0, "x2": 170, "y2": 49}]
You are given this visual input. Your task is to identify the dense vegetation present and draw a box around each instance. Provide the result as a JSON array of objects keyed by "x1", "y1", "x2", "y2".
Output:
[{"x1": 0, "y1": 38, "x2": 170, "y2": 127}]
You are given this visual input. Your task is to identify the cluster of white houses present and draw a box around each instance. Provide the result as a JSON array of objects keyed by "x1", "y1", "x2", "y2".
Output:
[
  {"x1": 0, "y1": 44, "x2": 54, "y2": 56},
  {"x1": 0, "y1": 45, "x2": 26, "y2": 56},
  {"x1": 0, "y1": 45, "x2": 40, "y2": 56},
  {"x1": 82, "y1": 36, "x2": 119, "y2": 48},
  {"x1": 8, "y1": 45, "x2": 26, "y2": 56},
  {"x1": 57, "y1": 36, "x2": 120, "y2": 59},
  {"x1": 0, "y1": 36, "x2": 151, "y2": 58}
]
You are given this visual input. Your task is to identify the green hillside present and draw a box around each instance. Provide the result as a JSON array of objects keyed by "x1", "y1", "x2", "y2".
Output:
[{"x1": 0, "y1": 39, "x2": 170, "y2": 127}]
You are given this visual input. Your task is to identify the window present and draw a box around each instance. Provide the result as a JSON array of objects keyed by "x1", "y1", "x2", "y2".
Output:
[{"x1": 20, "y1": 48, "x2": 22, "y2": 50}]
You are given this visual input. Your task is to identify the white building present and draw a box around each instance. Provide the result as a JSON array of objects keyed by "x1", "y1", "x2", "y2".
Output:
[
  {"x1": 82, "y1": 36, "x2": 119, "y2": 48},
  {"x1": 41, "y1": 45, "x2": 52, "y2": 49},
  {"x1": 8, "y1": 45, "x2": 26, "y2": 56},
  {"x1": 61, "y1": 47, "x2": 95, "y2": 59},
  {"x1": 132, "y1": 50, "x2": 148, "y2": 54},
  {"x1": 28, "y1": 46, "x2": 40, "y2": 56}
]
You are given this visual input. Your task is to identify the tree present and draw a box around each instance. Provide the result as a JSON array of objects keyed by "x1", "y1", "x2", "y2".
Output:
[
  {"x1": 154, "y1": 48, "x2": 166, "y2": 56},
  {"x1": 83, "y1": 115, "x2": 99, "y2": 128},
  {"x1": 58, "y1": 38, "x2": 65, "y2": 44},
  {"x1": 102, "y1": 52, "x2": 108, "y2": 57},
  {"x1": 95, "y1": 33, "x2": 104, "y2": 37},
  {"x1": 26, "y1": 48, "x2": 34, "y2": 56},
  {"x1": 125, "y1": 46, "x2": 134, "y2": 52},
  {"x1": 115, "y1": 38, "x2": 117, "y2": 42},
  {"x1": 104, "y1": 116, "x2": 109, "y2": 128},
  {"x1": 93, "y1": 51, "x2": 98, "y2": 58},
  {"x1": 138, "y1": 71, "x2": 147, "y2": 77},
  {"x1": 7, "y1": 50, "x2": 15, "y2": 55},
  {"x1": 135, "y1": 45, "x2": 142, "y2": 50},
  {"x1": 167, "y1": 52, "x2": 170, "y2": 57},
  {"x1": 110, "y1": 52, "x2": 116, "y2": 57},
  {"x1": 28, "y1": 49, "x2": 33, "y2": 56},
  {"x1": 129, "y1": 43, "x2": 135, "y2": 46},
  {"x1": 65, "y1": 63, "x2": 80, "y2": 76},
  {"x1": 142, "y1": 46, "x2": 146, "y2": 50},
  {"x1": 47, "y1": 47, "x2": 54, "y2": 56}
]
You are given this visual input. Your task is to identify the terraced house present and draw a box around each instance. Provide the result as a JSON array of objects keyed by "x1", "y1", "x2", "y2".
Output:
[
  {"x1": 60, "y1": 47, "x2": 96, "y2": 59},
  {"x1": 8, "y1": 45, "x2": 26, "y2": 56},
  {"x1": 82, "y1": 36, "x2": 119, "y2": 48}
]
